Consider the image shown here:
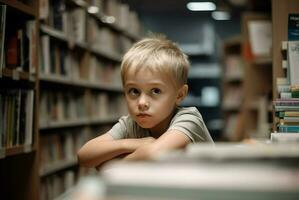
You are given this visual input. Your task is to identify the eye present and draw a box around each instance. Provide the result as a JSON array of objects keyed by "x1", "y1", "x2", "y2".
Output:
[
  {"x1": 151, "y1": 88, "x2": 161, "y2": 95},
  {"x1": 128, "y1": 88, "x2": 140, "y2": 96}
]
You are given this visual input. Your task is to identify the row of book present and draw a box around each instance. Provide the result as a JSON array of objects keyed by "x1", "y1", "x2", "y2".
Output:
[
  {"x1": 101, "y1": 0, "x2": 141, "y2": 35},
  {"x1": 0, "y1": 5, "x2": 37, "y2": 73},
  {"x1": 224, "y1": 55, "x2": 244, "y2": 80},
  {"x1": 40, "y1": 125, "x2": 109, "y2": 200},
  {"x1": 39, "y1": 125, "x2": 108, "y2": 171},
  {"x1": 41, "y1": 169, "x2": 76, "y2": 200},
  {"x1": 40, "y1": 166, "x2": 100, "y2": 200},
  {"x1": 222, "y1": 86, "x2": 243, "y2": 110},
  {"x1": 0, "y1": 89, "x2": 34, "y2": 148},
  {"x1": 271, "y1": 14, "x2": 299, "y2": 142},
  {"x1": 87, "y1": 16, "x2": 133, "y2": 55},
  {"x1": 39, "y1": 0, "x2": 141, "y2": 42},
  {"x1": 272, "y1": 38, "x2": 299, "y2": 141},
  {"x1": 273, "y1": 85, "x2": 299, "y2": 133},
  {"x1": 39, "y1": 90, "x2": 127, "y2": 127},
  {"x1": 40, "y1": 35, "x2": 122, "y2": 86}
]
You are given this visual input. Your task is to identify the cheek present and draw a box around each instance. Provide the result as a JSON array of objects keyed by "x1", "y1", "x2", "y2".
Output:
[
  {"x1": 125, "y1": 98, "x2": 138, "y2": 115},
  {"x1": 155, "y1": 96, "x2": 176, "y2": 110}
]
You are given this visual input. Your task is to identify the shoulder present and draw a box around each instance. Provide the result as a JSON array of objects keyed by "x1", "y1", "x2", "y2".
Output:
[
  {"x1": 118, "y1": 115, "x2": 134, "y2": 126},
  {"x1": 169, "y1": 107, "x2": 213, "y2": 143},
  {"x1": 111, "y1": 115, "x2": 149, "y2": 139},
  {"x1": 173, "y1": 107, "x2": 203, "y2": 120}
]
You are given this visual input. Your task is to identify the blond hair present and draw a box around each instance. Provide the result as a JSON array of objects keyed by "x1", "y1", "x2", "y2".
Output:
[{"x1": 120, "y1": 36, "x2": 190, "y2": 87}]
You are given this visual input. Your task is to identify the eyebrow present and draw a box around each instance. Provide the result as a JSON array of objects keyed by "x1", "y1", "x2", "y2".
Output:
[{"x1": 125, "y1": 81, "x2": 167, "y2": 87}]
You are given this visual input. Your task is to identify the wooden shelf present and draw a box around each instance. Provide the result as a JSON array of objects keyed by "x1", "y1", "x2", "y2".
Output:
[
  {"x1": 40, "y1": 25, "x2": 122, "y2": 62},
  {"x1": 224, "y1": 74, "x2": 243, "y2": 82},
  {"x1": 1, "y1": 68, "x2": 36, "y2": 82},
  {"x1": 39, "y1": 116, "x2": 119, "y2": 130},
  {"x1": 0, "y1": 144, "x2": 34, "y2": 159},
  {"x1": 0, "y1": 0, "x2": 36, "y2": 16},
  {"x1": 40, "y1": 158, "x2": 78, "y2": 177},
  {"x1": 250, "y1": 57, "x2": 272, "y2": 65},
  {"x1": 0, "y1": 1, "x2": 40, "y2": 200},
  {"x1": 36, "y1": 1, "x2": 142, "y2": 199},
  {"x1": 222, "y1": 35, "x2": 244, "y2": 141},
  {"x1": 224, "y1": 36, "x2": 242, "y2": 48},
  {"x1": 222, "y1": 104, "x2": 241, "y2": 112},
  {"x1": 39, "y1": 74, "x2": 123, "y2": 92},
  {"x1": 68, "y1": 0, "x2": 141, "y2": 41}
]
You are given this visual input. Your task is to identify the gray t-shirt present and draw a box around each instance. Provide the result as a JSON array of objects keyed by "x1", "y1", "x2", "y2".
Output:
[{"x1": 109, "y1": 107, "x2": 213, "y2": 143}]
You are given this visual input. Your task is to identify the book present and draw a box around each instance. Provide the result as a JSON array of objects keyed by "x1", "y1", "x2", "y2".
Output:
[
  {"x1": 288, "y1": 14, "x2": 299, "y2": 40},
  {"x1": 271, "y1": 132, "x2": 299, "y2": 143},
  {"x1": 26, "y1": 20, "x2": 37, "y2": 74},
  {"x1": 100, "y1": 143, "x2": 299, "y2": 200},
  {"x1": 41, "y1": 35, "x2": 51, "y2": 74},
  {"x1": 0, "y1": 5, "x2": 6, "y2": 70},
  {"x1": 278, "y1": 125, "x2": 299, "y2": 133},
  {"x1": 23, "y1": 90, "x2": 34, "y2": 146},
  {"x1": 276, "y1": 111, "x2": 299, "y2": 118},
  {"x1": 248, "y1": 20, "x2": 272, "y2": 58},
  {"x1": 287, "y1": 41, "x2": 299, "y2": 85},
  {"x1": 5, "y1": 30, "x2": 20, "y2": 69},
  {"x1": 274, "y1": 98, "x2": 299, "y2": 106},
  {"x1": 39, "y1": 0, "x2": 49, "y2": 20}
]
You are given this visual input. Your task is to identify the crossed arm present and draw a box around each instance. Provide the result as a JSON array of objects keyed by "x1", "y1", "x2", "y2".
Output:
[{"x1": 77, "y1": 129, "x2": 191, "y2": 168}]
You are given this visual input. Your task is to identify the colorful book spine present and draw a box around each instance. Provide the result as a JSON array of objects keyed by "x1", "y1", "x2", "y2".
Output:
[{"x1": 278, "y1": 125, "x2": 299, "y2": 133}]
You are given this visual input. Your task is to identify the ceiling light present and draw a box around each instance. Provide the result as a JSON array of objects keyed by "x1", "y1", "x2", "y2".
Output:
[
  {"x1": 187, "y1": 2, "x2": 216, "y2": 11},
  {"x1": 101, "y1": 16, "x2": 115, "y2": 24},
  {"x1": 211, "y1": 11, "x2": 231, "y2": 20},
  {"x1": 88, "y1": 6, "x2": 99, "y2": 14}
]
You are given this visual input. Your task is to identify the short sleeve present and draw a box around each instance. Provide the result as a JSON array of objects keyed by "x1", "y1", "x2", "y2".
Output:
[
  {"x1": 109, "y1": 115, "x2": 150, "y2": 139},
  {"x1": 168, "y1": 107, "x2": 214, "y2": 143},
  {"x1": 109, "y1": 116, "x2": 129, "y2": 139}
]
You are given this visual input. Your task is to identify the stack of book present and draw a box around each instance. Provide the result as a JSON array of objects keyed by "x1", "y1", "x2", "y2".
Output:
[
  {"x1": 272, "y1": 14, "x2": 299, "y2": 142},
  {"x1": 99, "y1": 143, "x2": 299, "y2": 200},
  {"x1": 273, "y1": 94, "x2": 299, "y2": 132}
]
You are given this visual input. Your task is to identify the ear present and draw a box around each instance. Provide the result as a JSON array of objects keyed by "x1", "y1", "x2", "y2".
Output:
[{"x1": 176, "y1": 84, "x2": 188, "y2": 105}]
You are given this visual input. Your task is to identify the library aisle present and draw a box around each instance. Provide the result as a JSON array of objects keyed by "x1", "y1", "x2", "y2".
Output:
[{"x1": 0, "y1": 0, "x2": 299, "y2": 200}]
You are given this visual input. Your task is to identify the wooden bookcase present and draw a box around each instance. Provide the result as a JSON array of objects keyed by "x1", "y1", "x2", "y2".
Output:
[
  {"x1": 0, "y1": 0, "x2": 39, "y2": 200},
  {"x1": 221, "y1": 36, "x2": 245, "y2": 141},
  {"x1": 240, "y1": 12, "x2": 273, "y2": 140},
  {"x1": 38, "y1": 0, "x2": 142, "y2": 199},
  {"x1": 271, "y1": 0, "x2": 299, "y2": 131}
]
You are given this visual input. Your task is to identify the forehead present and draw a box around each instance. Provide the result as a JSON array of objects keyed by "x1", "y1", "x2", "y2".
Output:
[{"x1": 125, "y1": 67, "x2": 175, "y2": 86}]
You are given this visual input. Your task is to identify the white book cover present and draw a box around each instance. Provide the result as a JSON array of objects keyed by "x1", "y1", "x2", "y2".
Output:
[
  {"x1": 25, "y1": 90, "x2": 34, "y2": 146},
  {"x1": 248, "y1": 20, "x2": 272, "y2": 57},
  {"x1": 271, "y1": 132, "x2": 299, "y2": 143},
  {"x1": 41, "y1": 35, "x2": 51, "y2": 74},
  {"x1": 287, "y1": 41, "x2": 299, "y2": 85}
]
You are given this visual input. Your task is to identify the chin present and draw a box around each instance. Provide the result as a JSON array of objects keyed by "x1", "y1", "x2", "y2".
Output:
[{"x1": 136, "y1": 121, "x2": 154, "y2": 129}]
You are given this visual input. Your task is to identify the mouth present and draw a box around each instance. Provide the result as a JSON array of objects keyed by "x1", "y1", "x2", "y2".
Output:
[{"x1": 136, "y1": 113, "x2": 151, "y2": 118}]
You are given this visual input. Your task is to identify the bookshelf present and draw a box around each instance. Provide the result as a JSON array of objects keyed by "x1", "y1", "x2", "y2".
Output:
[
  {"x1": 221, "y1": 36, "x2": 245, "y2": 141},
  {"x1": 0, "y1": 0, "x2": 39, "y2": 200},
  {"x1": 241, "y1": 12, "x2": 273, "y2": 140},
  {"x1": 271, "y1": 0, "x2": 299, "y2": 141},
  {"x1": 38, "y1": 0, "x2": 142, "y2": 199}
]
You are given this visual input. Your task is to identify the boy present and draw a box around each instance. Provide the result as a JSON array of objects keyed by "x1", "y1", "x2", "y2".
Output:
[{"x1": 77, "y1": 37, "x2": 213, "y2": 168}]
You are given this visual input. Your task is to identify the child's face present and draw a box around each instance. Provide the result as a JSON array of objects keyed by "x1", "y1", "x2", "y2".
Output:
[{"x1": 124, "y1": 68, "x2": 181, "y2": 134}]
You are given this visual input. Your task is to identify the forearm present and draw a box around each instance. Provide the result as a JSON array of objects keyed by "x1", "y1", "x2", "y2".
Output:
[
  {"x1": 124, "y1": 131, "x2": 190, "y2": 161},
  {"x1": 77, "y1": 138, "x2": 151, "y2": 168}
]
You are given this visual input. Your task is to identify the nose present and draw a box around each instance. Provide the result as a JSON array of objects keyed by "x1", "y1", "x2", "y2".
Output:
[{"x1": 138, "y1": 94, "x2": 149, "y2": 111}]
